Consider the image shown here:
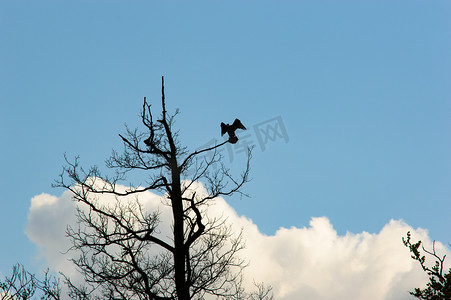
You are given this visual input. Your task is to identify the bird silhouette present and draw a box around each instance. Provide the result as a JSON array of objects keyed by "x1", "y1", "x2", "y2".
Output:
[
  {"x1": 143, "y1": 136, "x2": 152, "y2": 146},
  {"x1": 221, "y1": 119, "x2": 246, "y2": 144}
]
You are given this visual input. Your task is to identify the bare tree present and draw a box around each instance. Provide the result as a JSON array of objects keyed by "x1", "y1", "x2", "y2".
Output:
[
  {"x1": 0, "y1": 264, "x2": 60, "y2": 300},
  {"x1": 52, "y1": 77, "x2": 269, "y2": 299}
]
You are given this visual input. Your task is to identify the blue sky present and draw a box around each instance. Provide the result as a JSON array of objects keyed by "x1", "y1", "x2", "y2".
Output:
[{"x1": 1, "y1": 0, "x2": 450, "y2": 280}]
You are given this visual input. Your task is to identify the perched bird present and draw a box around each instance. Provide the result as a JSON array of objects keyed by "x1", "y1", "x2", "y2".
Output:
[
  {"x1": 143, "y1": 136, "x2": 152, "y2": 146},
  {"x1": 221, "y1": 118, "x2": 246, "y2": 144}
]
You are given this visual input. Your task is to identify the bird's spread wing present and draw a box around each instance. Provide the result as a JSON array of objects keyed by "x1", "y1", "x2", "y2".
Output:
[
  {"x1": 220, "y1": 122, "x2": 228, "y2": 136},
  {"x1": 232, "y1": 118, "x2": 246, "y2": 130}
]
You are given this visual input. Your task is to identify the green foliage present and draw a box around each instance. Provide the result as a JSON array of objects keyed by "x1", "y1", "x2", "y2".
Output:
[{"x1": 403, "y1": 231, "x2": 451, "y2": 300}]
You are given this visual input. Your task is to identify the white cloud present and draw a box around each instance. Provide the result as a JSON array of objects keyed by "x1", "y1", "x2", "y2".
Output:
[
  {"x1": 240, "y1": 218, "x2": 429, "y2": 300},
  {"x1": 26, "y1": 183, "x2": 450, "y2": 300}
]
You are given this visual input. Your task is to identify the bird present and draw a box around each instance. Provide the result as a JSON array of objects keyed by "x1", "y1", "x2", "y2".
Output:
[
  {"x1": 221, "y1": 118, "x2": 246, "y2": 144},
  {"x1": 143, "y1": 136, "x2": 152, "y2": 146}
]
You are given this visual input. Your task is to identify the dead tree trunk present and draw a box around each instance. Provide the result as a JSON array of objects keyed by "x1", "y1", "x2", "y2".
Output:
[{"x1": 55, "y1": 76, "x2": 253, "y2": 299}]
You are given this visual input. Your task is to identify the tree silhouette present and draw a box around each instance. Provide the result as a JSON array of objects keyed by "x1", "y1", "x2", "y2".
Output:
[
  {"x1": 47, "y1": 77, "x2": 270, "y2": 299},
  {"x1": 403, "y1": 231, "x2": 451, "y2": 299},
  {"x1": 0, "y1": 264, "x2": 60, "y2": 300}
]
